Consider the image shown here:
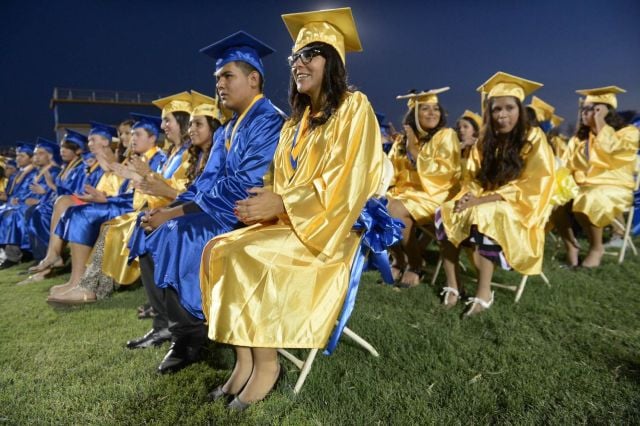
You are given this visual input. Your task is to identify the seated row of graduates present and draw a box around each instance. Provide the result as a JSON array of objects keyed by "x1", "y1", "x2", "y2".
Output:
[{"x1": 3, "y1": 6, "x2": 639, "y2": 408}]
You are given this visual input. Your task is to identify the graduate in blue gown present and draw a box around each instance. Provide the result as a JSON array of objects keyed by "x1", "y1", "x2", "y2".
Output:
[
  {"x1": 0, "y1": 140, "x2": 61, "y2": 268},
  {"x1": 27, "y1": 133, "x2": 86, "y2": 261},
  {"x1": 126, "y1": 31, "x2": 285, "y2": 375},
  {"x1": 47, "y1": 115, "x2": 166, "y2": 297},
  {"x1": 24, "y1": 127, "x2": 111, "y2": 280}
]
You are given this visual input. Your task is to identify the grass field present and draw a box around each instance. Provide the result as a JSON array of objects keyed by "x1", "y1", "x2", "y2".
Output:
[{"x1": 1, "y1": 239, "x2": 640, "y2": 425}]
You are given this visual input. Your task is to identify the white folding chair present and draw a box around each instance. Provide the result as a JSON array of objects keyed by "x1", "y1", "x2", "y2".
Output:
[
  {"x1": 278, "y1": 156, "x2": 394, "y2": 394},
  {"x1": 605, "y1": 157, "x2": 640, "y2": 264}
]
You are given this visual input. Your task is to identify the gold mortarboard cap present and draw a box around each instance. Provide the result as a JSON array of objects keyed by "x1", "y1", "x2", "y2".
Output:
[
  {"x1": 190, "y1": 90, "x2": 231, "y2": 124},
  {"x1": 461, "y1": 110, "x2": 482, "y2": 128},
  {"x1": 396, "y1": 87, "x2": 450, "y2": 110},
  {"x1": 477, "y1": 72, "x2": 543, "y2": 102},
  {"x1": 551, "y1": 114, "x2": 564, "y2": 128},
  {"x1": 152, "y1": 91, "x2": 193, "y2": 118},
  {"x1": 282, "y1": 7, "x2": 363, "y2": 65},
  {"x1": 575, "y1": 86, "x2": 625, "y2": 109},
  {"x1": 529, "y1": 96, "x2": 555, "y2": 122}
]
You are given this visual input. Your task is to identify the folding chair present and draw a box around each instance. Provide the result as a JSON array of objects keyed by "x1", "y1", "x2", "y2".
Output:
[
  {"x1": 605, "y1": 157, "x2": 640, "y2": 264},
  {"x1": 278, "y1": 156, "x2": 396, "y2": 394}
]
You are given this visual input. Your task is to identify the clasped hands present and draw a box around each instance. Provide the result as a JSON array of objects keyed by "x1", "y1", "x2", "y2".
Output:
[{"x1": 234, "y1": 187, "x2": 285, "y2": 225}]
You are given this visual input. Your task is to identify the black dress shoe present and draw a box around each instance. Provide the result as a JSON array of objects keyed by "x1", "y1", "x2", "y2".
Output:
[
  {"x1": 157, "y1": 336, "x2": 203, "y2": 374},
  {"x1": 0, "y1": 259, "x2": 18, "y2": 270},
  {"x1": 126, "y1": 328, "x2": 171, "y2": 349}
]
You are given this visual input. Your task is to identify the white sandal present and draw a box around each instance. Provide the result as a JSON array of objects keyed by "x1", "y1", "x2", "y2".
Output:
[
  {"x1": 440, "y1": 286, "x2": 460, "y2": 307},
  {"x1": 462, "y1": 291, "x2": 494, "y2": 317}
]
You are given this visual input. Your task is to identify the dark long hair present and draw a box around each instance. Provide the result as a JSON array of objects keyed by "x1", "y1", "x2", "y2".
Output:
[
  {"x1": 288, "y1": 42, "x2": 349, "y2": 129},
  {"x1": 575, "y1": 103, "x2": 627, "y2": 140},
  {"x1": 167, "y1": 111, "x2": 191, "y2": 157},
  {"x1": 476, "y1": 97, "x2": 531, "y2": 190},
  {"x1": 185, "y1": 116, "x2": 221, "y2": 184},
  {"x1": 404, "y1": 103, "x2": 447, "y2": 145},
  {"x1": 116, "y1": 119, "x2": 134, "y2": 163}
]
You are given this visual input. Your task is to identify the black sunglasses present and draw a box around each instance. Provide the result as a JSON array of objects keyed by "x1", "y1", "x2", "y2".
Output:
[{"x1": 287, "y1": 47, "x2": 323, "y2": 67}]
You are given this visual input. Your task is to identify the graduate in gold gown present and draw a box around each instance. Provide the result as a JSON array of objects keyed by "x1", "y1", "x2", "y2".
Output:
[
  {"x1": 457, "y1": 109, "x2": 482, "y2": 161},
  {"x1": 436, "y1": 72, "x2": 555, "y2": 316},
  {"x1": 200, "y1": 7, "x2": 383, "y2": 409},
  {"x1": 553, "y1": 87, "x2": 639, "y2": 268},
  {"x1": 386, "y1": 88, "x2": 461, "y2": 287}
]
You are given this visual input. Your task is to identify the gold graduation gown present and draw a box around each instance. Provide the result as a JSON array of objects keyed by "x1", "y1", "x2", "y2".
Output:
[
  {"x1": 551, "y1": 135, "x2": 568, "y2": 160},
  {"x1": 439, "y1": 127, "x2": 555, "y2": 274},
  {"x1": 200, "y1": 91, "x2": 383, "y2": 349},
  {"x1": 387, "y1": 128, "x2": 461, "y2": 224},
  {"x1": 100, "y1": 147, "x2": 190, "y2": 285},
  {"x1": 565, "y1": 125, "x2": 639, "y2": 227}
]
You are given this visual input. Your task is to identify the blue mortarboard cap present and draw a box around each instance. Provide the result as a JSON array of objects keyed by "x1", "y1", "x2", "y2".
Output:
[
  {"x1": 89, "y1": 121, "x2": 118, "y2": 141},
  {"x1": 36, "y1": 137, "x2": 63, "y2": 164},
  {"x1": 64, "y1": 129, "x2": 88, "y2": 151},
  {"x1": 16, "y1": 142, "x2": 35, "y2": 155},
  {"x1": 375, "y1": 112, "x2": 390, "y2": 127},
  {"x1": 7, "y1": 158, "x2": 17, "y2": 168},
  {"x1": 199, "y1": 31, "x2": 275, "y2": 77},
  {"x1": 131, "y1": 113, "x2": 162, "y2": 138}
]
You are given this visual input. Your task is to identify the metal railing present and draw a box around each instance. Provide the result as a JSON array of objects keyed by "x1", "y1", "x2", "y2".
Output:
[{"x1": 51, "y1": 87, "x2": 166, "y2": 105}]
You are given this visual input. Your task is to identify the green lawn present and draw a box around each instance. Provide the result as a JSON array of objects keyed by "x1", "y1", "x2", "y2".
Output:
[{"x1": 1, "y1": 240, "x2": 640, "y2": 425}]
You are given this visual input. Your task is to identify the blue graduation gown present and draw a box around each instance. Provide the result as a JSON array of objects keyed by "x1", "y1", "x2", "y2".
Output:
[
  {"x1": 55, "y1": 149, "x2": 166, "y2": 246},
  {"x1": 145, "y1": 97, "x2": 284, "y2": 319},
  {"x1": 0, "y1": 166, "x2": 61, "y2": 249},
  {"x1": 27, "y1": 159, "x2": 86, "y2": 253}
]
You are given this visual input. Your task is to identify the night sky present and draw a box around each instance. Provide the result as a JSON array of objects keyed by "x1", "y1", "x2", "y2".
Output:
[{"x1": 1, "y1": 0, "x2": 639, "y2": 147}]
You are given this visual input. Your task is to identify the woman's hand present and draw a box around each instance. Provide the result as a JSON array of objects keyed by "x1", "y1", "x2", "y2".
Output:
[
  {"x1": 454, "y1": 192, "x2": 503, "y2": 213},
  {"x1": 453, "y1": 192, "x2": 477, "y2": 213},
  {"x1": 404, "y1": 125, "x2": 420, "y2": 161},
  {"x1": 134, "y1": 176, "x2": 177, "y2": 199},
  {"x1": 593, "y1": 104, "x2": 608, "y2": 133},
  {"x1": 140, "y1": 207, "x2": 181, "y2": 232},
  {"x1": 234, "y1": 187, "x2": 285, "y2": 225},
  {"x1": 76, "y1": 184, "x2": 108, "y2": 203}
]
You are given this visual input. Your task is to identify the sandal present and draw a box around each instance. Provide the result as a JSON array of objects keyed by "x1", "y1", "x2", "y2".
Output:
[
  {"x1": 138, "y1": 306, "x2": 157, "y2": 319},
  {"x1": 28, "y1": 256, "x2": 64, "y2": 274},
  {"x1": 462, "y1": 291, "x2": 494, "y2": 318},
  {"x1": 395, "y1": 268, "x2": 424, "y2": 289},
  {"x1": 440, "y1": 286, "x2": 461, "y2": 307}
]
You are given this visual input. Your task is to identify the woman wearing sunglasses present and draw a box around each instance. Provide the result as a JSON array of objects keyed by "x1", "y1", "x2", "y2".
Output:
[{"x1": 199, "y1": 7, "x2": 383, "y2": 409}]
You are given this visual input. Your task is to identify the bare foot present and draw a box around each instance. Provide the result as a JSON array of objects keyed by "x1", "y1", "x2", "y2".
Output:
[
  {"x1": 48, "y1": 281, "x2": 75, "y2": 296},
  {"x1": 581, "y1": 247, "x2": 604, "y2": 268},
  {"x1": 565, "y1": 243, "x2": 580, "y2": 267},
  {"x1": 397, "y1": 269, "x2": 422, "y2": 288}
]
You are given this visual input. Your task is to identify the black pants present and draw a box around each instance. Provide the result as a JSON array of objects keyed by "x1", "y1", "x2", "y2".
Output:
[{"x1": 139, "y1": 254, "x2": 206, "y2": 340}]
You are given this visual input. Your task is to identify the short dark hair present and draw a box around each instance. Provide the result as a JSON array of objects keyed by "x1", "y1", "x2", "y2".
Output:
[{"x1": 234, "y1": 61, "x2": 264, "y2": 92}]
